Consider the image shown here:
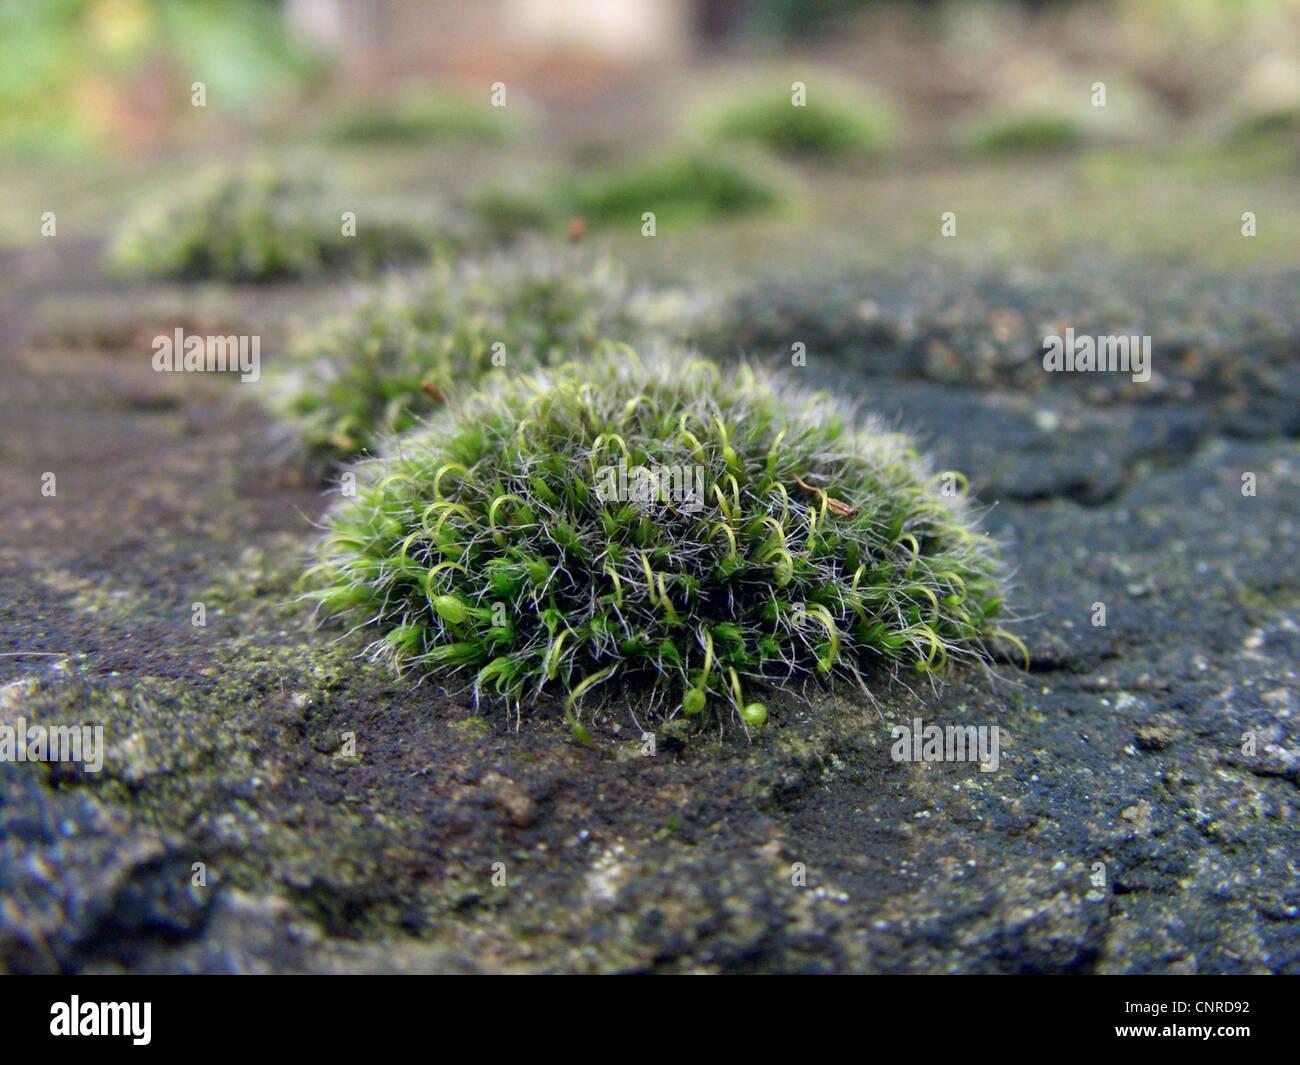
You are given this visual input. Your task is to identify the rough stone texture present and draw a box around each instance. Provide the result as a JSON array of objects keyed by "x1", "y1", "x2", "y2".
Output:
[{"x1": 1, "y1": 244, "x2": 1296, "y2": 974}]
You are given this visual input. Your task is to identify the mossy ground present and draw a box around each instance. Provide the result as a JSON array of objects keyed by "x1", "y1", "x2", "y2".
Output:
[{"x1": 2, "y1": 89, "x2": 1298, "y2": 971}]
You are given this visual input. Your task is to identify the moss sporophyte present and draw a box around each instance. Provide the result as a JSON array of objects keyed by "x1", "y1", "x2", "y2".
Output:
[{"x1": 308, "y1": 353, "x2": 1016, "y2": 740}]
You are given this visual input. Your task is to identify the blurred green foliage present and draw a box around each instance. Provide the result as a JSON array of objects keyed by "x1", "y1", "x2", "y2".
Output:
[
  {"x1": 470, "y1": 184, "x2": 559, "y2": 244},
  {"x1": 570, "y1": 150, "x2": 785, "y2": 228},
  {"x1": 0, "y1": 0, "x2": 315, "y2": 154},
  {"x1": 968, "y1": 113, "x2": 1083, "y2": 155},
  {"x1": 325, "y1": 92, "x2": 513, "y2": 146},
  {"x1": 471, "y1": 150, "x2": 786, "y2": 238},
  {"x1": 739, "y1": 0, "x2": 1295, "y2": 41},
  {"x1": 703, "y1": 84, "x2": 894, "y2": 161},
  {"x1": 106, "y1": 164, "x2": 447, "y2": 281}
]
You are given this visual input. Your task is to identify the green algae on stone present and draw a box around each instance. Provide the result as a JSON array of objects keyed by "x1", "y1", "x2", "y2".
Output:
[
  {"x1": 106, "y1": 165, "x2": 449, "y2": 282},
  {"x1": 308, "y1": 354, "x2": 1010, "y2": 735},
  {"x1": 268, "y1": 253, "x2": 688, "y2": 462}
]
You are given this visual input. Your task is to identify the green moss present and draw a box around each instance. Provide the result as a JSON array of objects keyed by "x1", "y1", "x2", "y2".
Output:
[
  {"x1": 472, "y1": 150, "x2": 785, "y2": 239},
  {"x1": 968, "y1": 112, "x2": 1082, "y2": 156},
  {"x1": 308, "y1": 355, "x2": 1010, "y2": 736},
  {"x1": 570, "y1": 150, "x2": 785, "y2": 229},
  {"x1": 448, "y1": 715, "x2": 494, "y2": 739},
  {"x1": 1228, "y1": 106, "x2": 1300, "y2": 145},
  {"x1": 704, "y1": 85, "x2": 894, "y2": 161},
  {"x1": 106, "y1": 165, "x2": 448, "y2": 282},
  {"x1": 469, "y1": 184, "x2": 561, "y2": 243},
  {"x1": 269, "y1": 254, "x2": 666, "y2": 461},
  {"x1": 325, "y1": 93, "x2": 513, "y2": 145}
]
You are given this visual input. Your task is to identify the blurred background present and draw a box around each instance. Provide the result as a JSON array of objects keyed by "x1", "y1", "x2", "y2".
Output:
[
  {"x1": 2, "y1": 0, "x2": 1298, "y2": 269},
  {"x1": 6, "y1": 0, "x2": 1300, "y2": 148}
]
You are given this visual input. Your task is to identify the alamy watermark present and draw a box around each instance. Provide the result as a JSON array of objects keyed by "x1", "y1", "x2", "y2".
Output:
[
  {"x1": 890, "y1": 716, "x2": 1001, "y2": 773},
  {"x1": 0, "y1": 717, "x2": 103, "y2": 772},
  {"x1": 595, "y1": 461, "x2": 705, "y2": 514},
  {"x1": 50, "y1": 997, "x2": 150, "y2": 1045},
  {"x1": 152, "y1": 328, "x2": 260, "y2": 382},
  {"x1": 1042, "y1": 328, "x2": 1150, "y2": 383}
]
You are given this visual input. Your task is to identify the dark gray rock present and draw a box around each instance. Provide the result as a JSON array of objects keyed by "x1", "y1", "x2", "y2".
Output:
[{"x1": 1, "y1": 248, "x2": 1296, "y2": 973}]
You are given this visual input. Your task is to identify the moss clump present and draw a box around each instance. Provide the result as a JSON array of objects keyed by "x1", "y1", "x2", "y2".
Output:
[
  {"x1": 472, "y1": 151, "x2": 785, "y2": 239},
  {"x1": 1228, "y1": 106, "x2": 1300, "y2": 145},
  {"x1": 570, "y1": 150, "x2": 784, "y2": 229},
  {"x1": 326, "y1": 93, "x2": 513, "y2": 145},
  {"x1": 704, "y1": 86, "x2": 894, "y2": 161},
  {"x1": 470, "y1": 185, "x2": 559, "y2": 243},
  {"x1": 967, "y1": 113, "x2": 1082, "y2": 156},
  {"x1": 107, "y1": 166, "x2": 446, "y2": 282},
  {"x1": 308, "y1": 355, "x2": 1009, "y2": 736},
  {"x1": 270, "y1": 255, "x2": 667, "y2": 461}
]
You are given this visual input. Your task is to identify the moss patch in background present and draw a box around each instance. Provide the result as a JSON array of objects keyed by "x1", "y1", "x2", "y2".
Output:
[
  {"x1": 324, "y1": 90, "x2": 516, "y2": 146},
  {"x1": 267, "y1": 253, "x2": 692, "y2": 462},
  {"x1": 106, "y1": 164, "x2": 452, "y2": 282},
  {"x1": 471, "y1": 149, "x2": 788, "y2": 239},
  {"x1": 967, "y1": 112, "x2": 1083, "y2": 156},
  {"x1": 570, "y1": 149, "x2": 787, "y2": 229},
  {"x1": 701, "y1": 83, "x2": 895, "y2": 162}
]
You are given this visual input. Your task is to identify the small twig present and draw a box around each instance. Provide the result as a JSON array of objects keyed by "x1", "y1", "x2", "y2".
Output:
[{"x1": 794, "y1": 475, "x2": 858, "y2": 518}]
